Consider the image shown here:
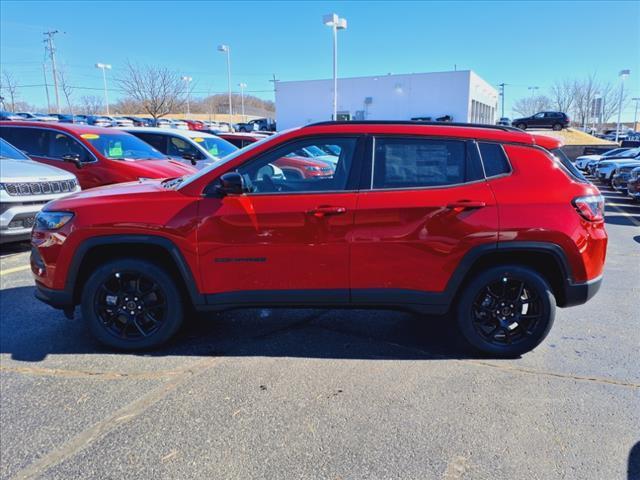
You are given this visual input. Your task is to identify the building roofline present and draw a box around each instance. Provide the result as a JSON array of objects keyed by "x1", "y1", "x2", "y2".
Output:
[{"x1": 277, "y1": 70, "x2": 474, "y2": 85}]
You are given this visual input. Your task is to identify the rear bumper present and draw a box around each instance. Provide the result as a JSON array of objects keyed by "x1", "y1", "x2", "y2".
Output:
[{"x1": 562, "y1": 275, "x2": 603, "y2": 307}]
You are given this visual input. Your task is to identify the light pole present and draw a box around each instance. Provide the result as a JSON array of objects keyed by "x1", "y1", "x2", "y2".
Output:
[
  {"x1": 632, "y1": 97, "x2": 640, "y2": 131},
  {"x1": 95, "y1": 63, "x2": 112, "y2": 115},
  {"x1": 238, "y1": 82, "x2": 247, "y2": 121},
  {"x1": 615, "y1": 69, "x2": 630, "y2": 143},
  {"x1": 182, "y1": 76, "x2": 193, "y2": 118},
  {"x1": 323, "y1": 13, "x2": 347, "y2": 121},
  {"x1": 218, "y1": 44, "x2": 232, "y2": 116}
]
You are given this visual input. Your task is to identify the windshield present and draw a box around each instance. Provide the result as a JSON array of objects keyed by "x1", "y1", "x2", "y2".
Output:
[
  {"x1": 192, "y1": 136, "x2": 237, "y2": 159},
  {"x1": 81, "y1": 132, "x2": 167, "y2": 160},
  {"x1": 0, "y1": 138, "x2": 30, "y2": 160},
  {"x1": 615, "y1": 147, "x2": 640, "y2": 158},
  {"x1": 178, "y1": 132, "x2": 279, "y2": 190}
]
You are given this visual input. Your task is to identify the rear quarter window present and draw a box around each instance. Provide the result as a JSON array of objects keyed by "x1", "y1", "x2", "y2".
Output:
[{"x1": 478, "y1": 142, "x2": 511, "y2": 177}]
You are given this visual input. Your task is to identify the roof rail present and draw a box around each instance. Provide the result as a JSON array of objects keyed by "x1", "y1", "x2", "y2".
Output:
[{"x1": 304, "y1": 120, "x2": 525, "y2": 133}]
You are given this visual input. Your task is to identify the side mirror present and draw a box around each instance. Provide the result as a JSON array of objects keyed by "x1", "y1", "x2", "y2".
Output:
[
  {"x1": 62, "y1": 153, "x2": 83, "y2": 169},
  {"x1": 182, "y1": 152, "x2": 199, "y2": 165},
  {"x1": 216, "y1": 172, "x2": 246, "y2": 196}
]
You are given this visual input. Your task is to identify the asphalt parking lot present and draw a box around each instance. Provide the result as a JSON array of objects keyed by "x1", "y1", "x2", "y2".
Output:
[{"x1": 1, "y1": 178, "x2": 639, "y2": 480}]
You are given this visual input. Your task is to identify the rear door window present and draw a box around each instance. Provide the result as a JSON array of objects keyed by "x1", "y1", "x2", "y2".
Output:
[{"x1": 372, "y1": 137, "x2": 479, "y2": 189}]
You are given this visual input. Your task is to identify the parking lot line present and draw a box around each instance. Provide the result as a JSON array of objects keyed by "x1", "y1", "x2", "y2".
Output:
[
  {"x1": 0, "y1": 264, "x2": 31, "y2": 276},
  {"x1": 606, "y1": 205, "x2": 640, "y2": 227}
]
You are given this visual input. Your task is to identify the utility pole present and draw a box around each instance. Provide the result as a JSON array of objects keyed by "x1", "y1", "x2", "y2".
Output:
[
  {"x1": 632, "y1": 97, "x2": 640, "y2": 130},
  {"x1": 44, "y1": 30, "x2": 61, "y2": 113},
  {"x1": 42, "y1": 63, "x2": 51, "y2": 113},
  {"x1": 498, "y1": 83, "x2": 507, "y2": 118}
]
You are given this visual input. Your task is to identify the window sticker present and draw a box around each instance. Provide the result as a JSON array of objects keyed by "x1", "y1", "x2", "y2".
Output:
[
  {"x1": 81, "y1": 133, "x2": 100, "y2": 140},
  {"x1": 208, "y1": 145, "x2": 219, "y2": 156},
  {"x1": 193, "y1": 137, "x2": 205, "y2": 143},
  {"x1": 108, "y1": 143, "x2": 124, "y2": 157}
]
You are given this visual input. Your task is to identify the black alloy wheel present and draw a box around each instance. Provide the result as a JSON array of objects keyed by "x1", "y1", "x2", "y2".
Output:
[
  {"x1": 456, "y1": 265, "x2": 555, "y2": 357},
  {"x1": 82, "y1": 259, "x2": 184, "y2": 350}
]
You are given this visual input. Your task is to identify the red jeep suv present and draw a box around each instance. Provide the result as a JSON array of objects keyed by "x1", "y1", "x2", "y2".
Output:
[
  {"x1": 30, "y1": 122, "x2": 607, "y2": 356},
  {"x1": 0, "y1": 121, "x2": 196, "y2": 189}
]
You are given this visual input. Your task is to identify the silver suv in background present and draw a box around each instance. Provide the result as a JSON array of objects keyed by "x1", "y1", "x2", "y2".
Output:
[{"x1": 0, "y1": 138, "x2": 80, "y2": 244}]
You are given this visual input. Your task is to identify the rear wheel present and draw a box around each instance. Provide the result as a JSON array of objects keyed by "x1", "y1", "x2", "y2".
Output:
[
  {"x1": 456, "y1": 265, "x2": 555, "y2": 357},
  {"x1": 552, "y1": 123, "x2": 563, "y2": 131},
  {"x1": 81, "y1": 259, "x2": 184, "y2": 350},
  {"x1": 516, "y1": 123, "x2": 527, "y2": 130}
]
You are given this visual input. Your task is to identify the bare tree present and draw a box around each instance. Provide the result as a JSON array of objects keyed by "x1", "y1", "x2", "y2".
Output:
[
  {"x1": 0, "y1": 71, "x2": 19, "y2": 111},
  {"x1": 117, "y1": 61, "x2": 185, "y2": 121},
  {"x1": 599, "y1": 82, "x2": 629, "y2": 126},
  {"x1": 549, "y1": 79, "x2": 575, "y2": 114},
  {"x1": 512, "y1": 95, "x2": 551, "y2": 117},
  {"x1": 112, "y1": 97, "x2": 143, "y2": 114},
  {"x1": 79, "y1": 95, "x2": 103, "y2": 115},
  {"x1": 58, "y1": 69, "x2": 74, "y2": 114}
]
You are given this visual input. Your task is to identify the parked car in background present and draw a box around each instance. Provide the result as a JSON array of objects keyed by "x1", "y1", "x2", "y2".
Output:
[
  {"x1": 154, "y1": 118, "x2": 173, "y2": 128},
  {"x1": 122, "y1": 116, "x2": 154, "y2": 127},
  {"x1": 215, "y1": 132, "x2": 268, "y2": 148},
  {"x1": 111, "y1": 117, "x2": 135, "y2": 128},
  {"x1": 181, "y1": 119, "x2": 205, "y2": 131},
  {"x1": 86, "y1": 115, "x2": 113, "y2": 127},
  {"x1": 611, "y1": 163, "x2": 639, "y2": 192},
  {"x1": 594, "y1": 148, "x2": 640, "y2": 184},
  {"x1": 512, "y1": 111, "x2": 569, "y2": 130},
  {"x1": 575, "y1": 147, "x2": 630, "y2": 170},
  {"x1": 49, "y1": 114, "x2": 87, "y2": 124},
  {"x1": 31, "y1": 121, "x2": 606, "y2": 355},
  {"x1": 0, "y1": 122, "x2": 196, "y2": 189},
  {"x1": 123, "y1": 128, "x2": 237, "y2": 169},
  {"x1": 0, "y1": 111, "x2": 23, "y2": 121},
  {"x1": 602, "y1": 128, "x2": 634, "y2": 141},
  {"x1": 236, "y1": 117, "x2": 277, "y2": 132},
  {"x1": 1, "y1": 138, "x2": 80, "y2": 244},
  {"x1": 496, "y1": 117, "x2": 511, "y2": 126},
  {"x1": 626, "y1": 166, "x2": 640, "y2": 201},
  {"x1": 16, "y1": 112, "x2": 58, "y2": 122},
  {"x1": 169, "y1": 119, "x2": 189, "y2": 130}
]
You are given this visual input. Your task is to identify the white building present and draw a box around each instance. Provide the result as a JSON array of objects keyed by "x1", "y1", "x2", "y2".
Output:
[{"x1": 276, "y1": 70, "x2": 499, "y2": 130}]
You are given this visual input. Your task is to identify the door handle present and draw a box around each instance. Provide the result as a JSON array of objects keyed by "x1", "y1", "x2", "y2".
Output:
[
  {"x1": 446, "y1": 200, "x2": 486, "y2": 210},
  {"x1": 307, "y1": 205, "x2": 347, "y2": 218}
]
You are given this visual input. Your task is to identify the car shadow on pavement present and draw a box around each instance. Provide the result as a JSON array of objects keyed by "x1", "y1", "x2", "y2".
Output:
[
  {"x1": 629, "y1": 441, "x2": 640, "y2": 480},
  {"x1": 0, "y1": 285, "x2": 487, "y2": 363},
  {"x1": 0, "y1": 241, "x2": 31, "y2": 256}
]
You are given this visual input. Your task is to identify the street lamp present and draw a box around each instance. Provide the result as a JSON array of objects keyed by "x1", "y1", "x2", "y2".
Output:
[
  {"x1": 218, "y1": 44, "x2": 232, "y2": 116},
  {"x1": 615, "y1": 69, "x2": 630, "y2": 142},
  {"x1": 95, "y1": 63, "x2": 112, "y2": 115},
  {"x1": 238, "y1": 82, "x2": 247, "y2": 121},
  {"x1": 323, "y1": 13, "x2": 347, "y2": 121},
  {"x1": 182, "y1": 76, "x2": 193, "y2": 118}
]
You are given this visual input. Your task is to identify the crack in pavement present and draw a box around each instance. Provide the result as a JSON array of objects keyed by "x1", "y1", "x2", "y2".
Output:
[
  {"x1": 10, "y1": 356, "x2": 221, "y2": 480},
  {"x1": 0, "y1": 362, "x2": 208, "y2": 380}
]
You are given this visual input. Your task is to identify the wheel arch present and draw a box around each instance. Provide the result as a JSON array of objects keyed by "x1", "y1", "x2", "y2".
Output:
[{"x1": 68, "y1": 235, "x2": 204, "y2": 307}]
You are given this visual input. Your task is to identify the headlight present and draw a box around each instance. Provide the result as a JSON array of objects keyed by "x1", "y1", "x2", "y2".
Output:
[
  {"x1": 35, "y1": 211, "x2": 74, "y2": 230},
  {"x1": 304, "y1": 166, "x2": 321, "y2": 172}
]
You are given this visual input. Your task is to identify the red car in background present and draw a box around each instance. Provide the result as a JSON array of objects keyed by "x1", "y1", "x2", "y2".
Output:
[
  {"x1": 182, "y1": 119, "x2": 206, "y2": 131},
  {"x1": 0, "y1": 121, "x2": 196, "y2": 189}
]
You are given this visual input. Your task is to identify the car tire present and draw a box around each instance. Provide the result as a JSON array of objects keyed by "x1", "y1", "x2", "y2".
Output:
[
  {"x1": 516, "y1": 123, "x2": 527, "y2": 130},
  {"x1": 81, "y1": 258, "x2": 184, "y2": 350},
  {"x1": 456, "y1": 265, "x2": 555, "y2": 357},
  {"x1": 552, "y1": 123, "x2": 563, "y2": 131}
]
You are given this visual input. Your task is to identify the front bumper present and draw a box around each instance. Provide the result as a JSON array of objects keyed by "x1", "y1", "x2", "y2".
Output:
[
  {"x1": 562, "y1": 275, "x2": 603, "y2": 307},
  {"x1": 0, "y1": 203, "x2": 46, "y2": 244}
]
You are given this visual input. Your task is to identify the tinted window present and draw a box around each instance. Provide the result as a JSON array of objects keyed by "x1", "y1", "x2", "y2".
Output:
[
  {"x1": 49, "y1": 132, "x2": 92, "y2": 162},
  {"x1": 132, "y1": 132, "x2": 168, "y2": 153},
  {"x1": 478, "y1": 142, "x2": 511, "y2": 177},
  {"x1": 0, "y1": 127, "x2": 50, "y2": 157},
  {"x1": 0, "y1": 138, "x2": 30, "y2": 160},
  {"x1": 372, "y1": 138, "x2": 468, "y2": 189},
  {"x1": 167, "y1": 136, "x2": 203, "y2": 159},
  {"x1": 236, "y1": 137, "x2": 357, "y2": 194}
]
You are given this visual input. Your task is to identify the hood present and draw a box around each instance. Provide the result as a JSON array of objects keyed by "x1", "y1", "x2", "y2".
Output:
[
  {"x1": 576, "y1": 154, "x2": 601, "y2": 162},
  {"x1": 598, "y1": 159, "x2": 640, "y2": 167},
  {"x1": 0, "y1": 158, "x2": 77, "y2": 182},
  {"x1": 110, "y1": 158, "x2": 197, "y2": 178}
]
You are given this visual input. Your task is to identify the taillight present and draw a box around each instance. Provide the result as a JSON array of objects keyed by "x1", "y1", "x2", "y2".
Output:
[{"x1": 573, "y1": 195, "x2": 604, "y2": 221}]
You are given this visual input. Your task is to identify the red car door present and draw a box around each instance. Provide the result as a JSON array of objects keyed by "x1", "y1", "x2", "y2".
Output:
[
  {"x1": 196, "y1": 136, "x2": 362, "y2": 305},
  {"x1": 350, "y1": 136, "x2": 499, "y2": 307}
]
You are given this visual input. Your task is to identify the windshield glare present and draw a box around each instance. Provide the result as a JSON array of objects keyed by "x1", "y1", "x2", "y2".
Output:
[
  {"x1": 0, "y1": 138, "x2": 30, "y2": 160},
  {"x1": 83, "y1": 133, "x2": 167, "y2": 160},
  {"x1": 196, "y1": 137, "x2": 237, "y2": 159}
]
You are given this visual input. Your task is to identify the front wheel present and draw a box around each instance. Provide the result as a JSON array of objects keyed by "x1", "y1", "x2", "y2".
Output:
[
  {"x1": 81, "y1": 259, "x2": 184, "y2": 350},
  {"x1": 456, "y1": 265, "x2": 555, "y2": 357}
]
